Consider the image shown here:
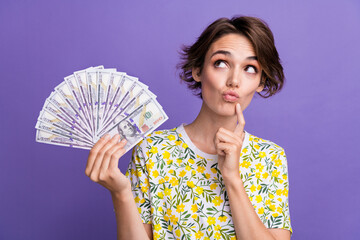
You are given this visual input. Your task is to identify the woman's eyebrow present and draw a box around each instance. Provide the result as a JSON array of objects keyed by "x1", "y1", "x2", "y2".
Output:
[{"x1": 210, "y1": 50, "x2": 258, "y2": 61}]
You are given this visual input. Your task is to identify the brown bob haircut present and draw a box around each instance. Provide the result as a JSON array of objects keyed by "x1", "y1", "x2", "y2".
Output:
[{"x1": 178, "y1": 16, "x2": 285, "y2": 98}]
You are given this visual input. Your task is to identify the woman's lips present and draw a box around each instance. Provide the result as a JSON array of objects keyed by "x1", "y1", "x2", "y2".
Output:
[{"x1": 222, "y1": 90, "x2": 239, "y2": 102}]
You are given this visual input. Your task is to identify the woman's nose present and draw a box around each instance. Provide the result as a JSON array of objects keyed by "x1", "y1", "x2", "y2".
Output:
[{"x1": 226, "y1": 69, "x2": 241, "y2": 88}]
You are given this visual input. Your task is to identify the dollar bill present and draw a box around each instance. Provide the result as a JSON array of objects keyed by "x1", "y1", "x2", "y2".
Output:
[
  {"x1": 98, "y1": 97, "x2": 168, "y2": 153},
  {"x1": 35, "y1": 121, "x2": 93, "y2": 145},
  {"x1": 36, "y1": 129, "x2": 92, "y2": 150},
  {"x1": 46, "y1": 92, "x2": 92, "y2": 138}
]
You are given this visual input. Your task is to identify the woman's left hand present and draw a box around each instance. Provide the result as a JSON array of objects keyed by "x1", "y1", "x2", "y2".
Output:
[{"x1": 215, "y1": 103, "x2": 246, "y2": 180}]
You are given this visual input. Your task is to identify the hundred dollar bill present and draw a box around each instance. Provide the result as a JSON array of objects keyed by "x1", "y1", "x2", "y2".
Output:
[
  {"x1": 36, "y1": 129, "x2": 92, "y2": 150},
  {"x1": 100, "y1": 71, "x2": 126, "y2": 130},
  {"x1": 99, "y1": 87, "x2": 155, "y2": 135},
  {"x1": 37, "y1": 109, "x2": 93, "y2": 143},
  {"x1": 98, "y1": 98, "x2": 168, "y2": 153},
  {"x1": 35, "y1": 121, "x2": 93, "y2": 145},
  {"x1": 100, "y1": 76, "x2": 148, "y2": 131},
  {"x1": 73, "y1": 66, "x2": 103, "y2": 134},
  {"x1": 95, "y1": 69, "x2": 118, "y2": 133},
  {"x1": 54, "y1": 82, "x2": 92, "y2": 134},
  {"x1": 46, "y1": 92, "x2": 92, "y2": 138}
]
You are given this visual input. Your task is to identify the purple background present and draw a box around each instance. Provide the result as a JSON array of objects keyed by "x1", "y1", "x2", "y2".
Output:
[{"x1": 1, "y1": 0, "x2": 359, "y2": 239}]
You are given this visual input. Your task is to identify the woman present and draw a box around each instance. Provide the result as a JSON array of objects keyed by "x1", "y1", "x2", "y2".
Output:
[{"x1": 85, "y1": 16, "x2": 292, "y2": 240}]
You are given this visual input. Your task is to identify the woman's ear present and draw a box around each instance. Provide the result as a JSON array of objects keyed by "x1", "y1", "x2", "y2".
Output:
[
  {"x1": 192, "y1": 68, "x2": 201, "y2": 82},
  {"x1": 256, "y1": 73, "x2": 265, "y2": 92}
]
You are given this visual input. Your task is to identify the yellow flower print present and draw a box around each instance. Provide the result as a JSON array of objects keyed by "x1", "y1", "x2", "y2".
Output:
[
  {"x1": 150, "y1": 146, "x2": 158, "y2": 154},
  {"x1": 195, "y1": 230, "x2": 204, "y2": 239},
  {"x1": 146, "y1": 151, "x2": 149, "y2": 157},
  {"x1": 242, "y1": 148, "x2": 248, "y2": 153},
  {"x1": 164, "y1": 188, "x2": 172, "y2": 196},
  {"x1": 168, "y1": 225, "x2": 173, "y2": 231},
  {"x1": 255, "y1": 195, "x2": 262, "y2": 203},
  {"x1": 185, "y1": 165, "x2": 191, "y2": 171},
  {"x1": 134, "y1": 196, "x2": 140, "y2": 203},
  {"x1": 255, "y1": 163, "x2": 264, "y2": 172},
  {"x1": 136, "y1": 170, "x2": 142, "y2": 177},
  {"x1": 176, "y1": 158, "x2": 182, "y2": 164},
  {"x1": 207, "y1": 216, "x2": 216, "y2": 225},
  {"x1": 258, "y1": 207, "x2": 265, "y2": 214},
  {"x1": 272, "y1": 213, "x2": 279, "y2": 217},
  {"x1": 152, "y1": 170, "x2": 159, "y2": 178},
  {"x1": 163, "y1": 151, "x2": 170, "y2": 159},
  {"x1": 179, "y1": 170, "x2": 186, "y2": 177},
  {"x1": 182, "y1": 143, "x2": 188, "y2": 149},
  {"x1": 282, "y1": 174, "x2": 288, "y2": 180},
  {"x1": 255, "y1": 172, "x2": 261, "y2": 179},
  {"x1": 197, "y1": 166, "x2": 206, "y2": 173},
  {"x1": 175, "y1": 140, "x2": 182, "y2": 146},
  {"x1": 259, "y1": 151, "x2": 266, "y2": 158},
  {"x1": 191, "y1": 204, "x2": 198, "y2": 212},
  {"x1": 214, "y1": 225, "x2": 221, "y2": 231},
  {"x1": 192, "y1": 170, "x2": 196, "y2": 175},
  {"x1": 137, "y1": 207, "x2": 141, "y2": 213},
  {"x1": 254, "y1": 138, "x2": 259, "y2": 142},
  {"x1": 277, "y1": 207, "x2": 283, "y2": 213},
  {"x1": 254, "y1": 145, "x2": 260, "y2": 150},
  {"x1": 187, "y1": 181, "x2": 195, "y2": 188},
  {"x1": 158, "y1": 178, "x2": 165, "y2": 184},
  {"x1": 192, "y1": 214, "x2": 198, "y2": 219},
  {"x1": 166, "y1": 209, "x2": 172, "y2": 216},
  {"x1": 271, "y1": 154, "x2": 277, "y2": 160},
  {"x1": 170, "y1": 215, "x2": 179, "y2": 224},
  {"x1": 164, "y1": 215, "x2": 169, "y2": 221},
  {"x1": 269, "y1": 204, "x2": 276, "y2": 211},
  {"x1": 275, "y1": 158, "x2": 282, "y2": 167},
  {"x1": 230, "y1": 237, "x2": 237, "y2": 240},
  {"x1": 141, "y1": 186, "x2": 148, "y2": 193},
  {"x1": 277, "y1": 198, "x2": 282, "y2": 202},
  {"x1": 280, "y1": 151, "x2": 284, "y2": 155},
  {"x1": 283, "y1": 188, "x2": 289, "y2": 197},
  {"x1": 147, "y1": 138, "x2": 153, "y2": 143},
  {"x1": 265, "y1": 199, "x2": 271, "y2": 205},
  {"x1": 212, "y1": 196, "x2": 224, "y2": 206},
  {"x1": 157, "y1": 192, "x2": 164, "y2": 199},
  {"x1": 218, "y1": 215, "x2": 227, "y2": 222},
  {"x1": 176, "y1": 203, "x2": 185, "y2": 213},
  {"x1": 188, "y1": 158, "x2": 195, "y2": 164},
  {"x1": 158, "y1": 206, "x2": 163, "y2": 212},
  {"x1": 169, "y1": 169, "x2": 174, "y2": 174},
  {"x1": 279, "y1": 179, "x2": 284, "y2": 184},
  {"x1": 154, "y1": 223, "x2": 161, "y2": 231},
  {"x1": 167, "y1": 134, "x2": 176, "y2": 141},
  {"x1": 166, "y1": 159, "x2": 173, "y2": 165},
  {"x1": 272, "y1": 169, "x2": 280, "y2": 178},
  {"x1": 175, "y1": 229, "x2": 181, "y2": 237},
  {"x1": 250, "y1": 184, "x2": 256, "y2": 192},
  {"x1": 205, "y1": 173, "x2": 210, "y2": 179},
  {"x1": 269, "y1": 193, "x2": 274, "y2": 199},
  {"x1": 210, "y1": 183, "x2": 217, "y2": 190},
  {"x1": 262, "y1": 172, "x2": 269, "y2": 179},
  {"x1": 214, "y1": 232, "x2": 221, "y2": 239},
  {"x1": 211, "y1": 168, "x2": 217, "y2": 174},
  {"x1": 164, "y1": 176, "x2": 169, "y2": 181},
  {"x1": 195, "y1": 186, "x2": 204, "y2": 195},
  {"x1": 154, "y1": 131, "x2": 162, "y2": 134},
  {"x1": 240, "y1": 161, "x2": 251, "y2": 168}
]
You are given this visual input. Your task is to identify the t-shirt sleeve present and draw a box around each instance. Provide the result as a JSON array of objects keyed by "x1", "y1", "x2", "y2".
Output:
[
  {"x1": 125, "y1": 139, "x2": 152, "y2": 224},
  {"x1": 265, "y1": 148, "x2": 292, "y2": 234}
]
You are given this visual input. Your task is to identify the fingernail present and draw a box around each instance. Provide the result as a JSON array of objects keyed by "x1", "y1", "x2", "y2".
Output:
[
  {"x1": 121, "y1": 138, "x2": 127, "y2": 144},
  {"x1": 103, "y1": 134, "x2": 110, "y2": 140}
]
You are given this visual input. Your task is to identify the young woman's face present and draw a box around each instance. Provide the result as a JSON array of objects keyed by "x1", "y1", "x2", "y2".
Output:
[{"x1": 193, "y1": 33, "x2": 264, "y2": 117}]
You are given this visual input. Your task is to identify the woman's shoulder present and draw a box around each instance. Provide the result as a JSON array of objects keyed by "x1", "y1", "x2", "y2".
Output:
[{"x1": 246, "y1": 131, "x2": 286, "y2": 154}]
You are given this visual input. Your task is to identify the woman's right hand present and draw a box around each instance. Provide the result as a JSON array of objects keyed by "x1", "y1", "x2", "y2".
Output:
[{"x1": 85, "y1": 134, "x2": 130, "y2": 195}]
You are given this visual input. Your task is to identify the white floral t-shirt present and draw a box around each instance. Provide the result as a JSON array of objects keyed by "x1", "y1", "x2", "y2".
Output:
[{"x1": 125, "y1": 124, "x2": 292, "y2": 239}]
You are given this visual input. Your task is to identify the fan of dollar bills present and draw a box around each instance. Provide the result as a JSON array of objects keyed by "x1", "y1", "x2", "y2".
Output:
[{"x1": 35, "y1": 66, "x2": 168, "y2": 153}]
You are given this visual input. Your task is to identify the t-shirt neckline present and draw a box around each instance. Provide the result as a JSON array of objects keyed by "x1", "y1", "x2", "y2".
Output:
[{"x1": 176, "y1": 123, "x2": 250, "y2": 159}]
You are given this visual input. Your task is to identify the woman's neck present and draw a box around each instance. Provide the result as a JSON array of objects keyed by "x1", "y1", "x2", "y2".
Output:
[{"x1": 184, "y1": 103, "x2": 238, "y2": 155}]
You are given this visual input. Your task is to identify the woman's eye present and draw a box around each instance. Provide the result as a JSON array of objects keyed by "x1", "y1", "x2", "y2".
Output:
[
  {"x1": 214, "y1": 60, "x2": 227, "y2": 68},
  {"x1": 245, "y1": 65, "x2": 257, "y2": 74}
]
